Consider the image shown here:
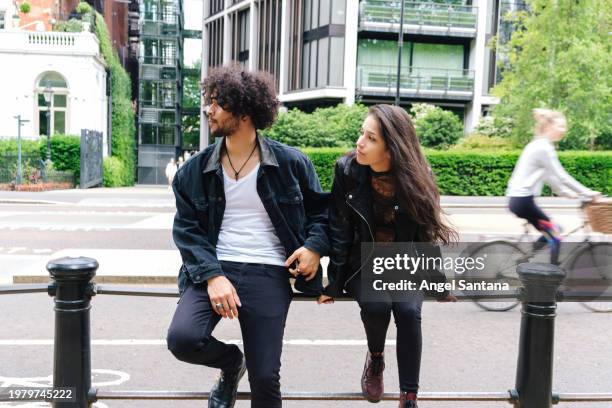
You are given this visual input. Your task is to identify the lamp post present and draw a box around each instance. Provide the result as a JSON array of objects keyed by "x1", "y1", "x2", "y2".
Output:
[
  {"x1": 14, "y1": 115, "x2": 30, "y2": 185},
  {"x1": 43, "y1": 84, "x2": 54, "y2": 163},
  {"x1": 395, "y1": 0, "x2": 406, "y2": 106}
]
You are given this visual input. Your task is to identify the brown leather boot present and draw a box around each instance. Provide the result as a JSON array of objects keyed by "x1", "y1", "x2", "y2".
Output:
[
  {"x1": 361, "y1": 351, "x2": 384, "y2": 402},
  {"x1": 399, "y1": 391, "x2": 418, "y2": 407}
]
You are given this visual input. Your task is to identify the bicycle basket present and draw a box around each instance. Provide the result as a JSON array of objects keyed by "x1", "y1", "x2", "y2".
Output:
[{"x1": 586, "y1": 198, "x2": 612, "y2": 234}]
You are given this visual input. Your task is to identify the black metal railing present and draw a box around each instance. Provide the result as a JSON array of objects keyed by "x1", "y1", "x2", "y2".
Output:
[{"x1": 1, "y1": 257, "x2": 612, "y2": 407}]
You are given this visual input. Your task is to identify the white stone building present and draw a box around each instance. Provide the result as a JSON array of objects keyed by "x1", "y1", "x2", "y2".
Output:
[{"x1": 0, "y1": 30, "x2": 109, "y2": 154}]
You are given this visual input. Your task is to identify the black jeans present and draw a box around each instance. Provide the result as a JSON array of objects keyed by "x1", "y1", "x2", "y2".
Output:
[
  {"x1": 508, "y1": 196, "x2": 552, "y2": 249},
  {"x1": 167, "y1": 261, "x2": 293, "y2": 408},
  {"x1": 347, "y1": 277, "x2": 424, "y2": 393}
]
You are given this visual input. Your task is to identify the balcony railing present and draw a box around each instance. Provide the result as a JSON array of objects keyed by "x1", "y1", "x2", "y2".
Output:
[
  {"x1": 0, "y1": 31, "x2": 100, "y2": 56},
  {"x1": 357, "y1": 64, "x2": 474, "y2": 97},
  {"x1": 360, "y1": 0, "x2": 478, "y2": 33}
]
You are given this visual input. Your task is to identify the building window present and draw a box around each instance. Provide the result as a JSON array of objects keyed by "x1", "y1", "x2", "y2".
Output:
[
  {"x1": 206, "y1": 17, "x2": 224, "y2": 68},
  {"x1": 288, "y1": 0, "x2": 346, "y2": 91},
  {"x1": 209, "y1": 0, "x2": 224, "y2": 17},
  {"x1": 257, "y1": 0, "x2": 282, "y2": 87},
  {"x1": 0, "y1": 10, "x2": 6, "y2": 30},
  {"x1": 36, "y1": 72, "x2": 69, "y2": 136},
  {"x1": 230, "y1": 8, "x2": 250, "y2": 66}
]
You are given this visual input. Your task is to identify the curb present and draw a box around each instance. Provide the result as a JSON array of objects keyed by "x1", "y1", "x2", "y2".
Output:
[
  {"x1": 443, "y1": 204, "x2": 578, "y2": 210},
  {"x1": 0, "y1": 199, "x2": 70, "y2": 205},
  {"x1": 13, "y1": 276, "x2": 177, "y2": 284}
]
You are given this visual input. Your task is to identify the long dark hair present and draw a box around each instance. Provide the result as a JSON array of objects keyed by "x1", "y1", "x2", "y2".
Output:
[{"x1": 367, "y1": 104, "x2": 457, "y2": 244}]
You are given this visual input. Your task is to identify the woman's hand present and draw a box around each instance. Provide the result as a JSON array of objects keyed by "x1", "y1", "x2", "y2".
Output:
[
  {"x1": 317, "y1": 294, "x2": 334, "y2": 304},
  {"x1": 437, "y1": 294, "x2": 458, "y2": 303}
]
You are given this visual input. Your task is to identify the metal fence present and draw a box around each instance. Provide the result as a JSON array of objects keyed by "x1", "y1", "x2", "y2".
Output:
[
  {"x1": 1, "y1": 258, "x2": 611, "y2": 407},
  {"x1": 0, "y1": 154, "x2": 75, "y2": 186}
]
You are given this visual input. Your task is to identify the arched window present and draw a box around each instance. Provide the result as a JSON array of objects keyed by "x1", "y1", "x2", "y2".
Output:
[{"x1": 36, "y1": 72, "x2": 69, "y2": 136}]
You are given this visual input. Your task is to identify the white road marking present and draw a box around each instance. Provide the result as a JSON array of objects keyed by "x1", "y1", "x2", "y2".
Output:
[
  {"x1": 0, "y1": 369, "x2": 130, "y2": 388},
  {"x1": 0, "y1": 339, "x2": 396, "y2": 346},
  {"x1": 6, "y1": 248, "x2": 26, "y2": 255}
]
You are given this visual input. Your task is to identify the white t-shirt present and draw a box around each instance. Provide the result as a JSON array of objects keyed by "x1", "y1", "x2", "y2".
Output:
[{"x1": 216, "y1": 163, "x2": 287, "y2": 266}]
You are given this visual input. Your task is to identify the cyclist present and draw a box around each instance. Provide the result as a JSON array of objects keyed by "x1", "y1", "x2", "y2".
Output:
[{"x1": 506, "y1": 108, "x2": 600, "y2": 256}]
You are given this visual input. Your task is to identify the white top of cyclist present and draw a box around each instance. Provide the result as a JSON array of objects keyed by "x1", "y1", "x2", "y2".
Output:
[{"x1": 506, "y1": 137, "x2": 597, "y2": 198}]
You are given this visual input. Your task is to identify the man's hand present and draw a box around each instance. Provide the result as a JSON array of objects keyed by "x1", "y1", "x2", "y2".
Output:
[
  {"x1": 207, "y1": 276, "x2": 241, "y2": 319},
  {"x1": 285, "y1": 247, "x2": 321, "y2": 281}
]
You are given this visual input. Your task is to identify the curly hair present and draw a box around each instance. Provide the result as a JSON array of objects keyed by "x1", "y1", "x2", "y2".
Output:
[{"x1": 202, "y1": 65, "x2": 280, "y2": 130}]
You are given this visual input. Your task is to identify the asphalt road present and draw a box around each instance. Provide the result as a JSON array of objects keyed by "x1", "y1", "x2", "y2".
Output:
[
  {"x1": 1, "y1": 198, "x2": 610, "y2": 407},
  {"x1": 1, "y1": 290, "x2": 612, "y2": 408}
]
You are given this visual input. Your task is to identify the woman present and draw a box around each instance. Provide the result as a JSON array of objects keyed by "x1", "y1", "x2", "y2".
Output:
[
  {"x1": 506, "y1": 109, "x2": 600, "y2": 252},
  {"x1": 319, "y1": 104, "x2": 456, "y2": 408}
]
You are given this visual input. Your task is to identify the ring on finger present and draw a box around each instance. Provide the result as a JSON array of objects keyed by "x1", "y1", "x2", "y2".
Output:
[{"x1": 215, "y1": 303, "x2": 224, "y2": 310}]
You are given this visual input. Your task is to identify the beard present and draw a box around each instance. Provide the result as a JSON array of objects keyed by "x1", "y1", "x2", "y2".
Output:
[{"x1": 211, "y1": 116, "x2": 240, "y2": 138}]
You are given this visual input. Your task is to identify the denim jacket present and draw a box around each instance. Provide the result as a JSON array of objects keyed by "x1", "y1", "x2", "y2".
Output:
[
  {"x1": 172, "y1": 134, "x2": 329, "y2": 295},
  {"x1": 323, "y1": 153, "x2": 449, "y2": 300}
]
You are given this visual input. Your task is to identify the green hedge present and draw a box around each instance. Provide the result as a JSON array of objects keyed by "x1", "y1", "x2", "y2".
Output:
[
  {"x1": 0, "y1": 139, "x2": 40, "y2": 156},
  {"x1": 301, "y1": 148, "x2": 612, "y2": 196},
  {"x1": 39, "y1": 135, "x2": 80, "y2": 180},
  {"x1": 94, "y1": 12, "x2": 136, "y2": 187}
]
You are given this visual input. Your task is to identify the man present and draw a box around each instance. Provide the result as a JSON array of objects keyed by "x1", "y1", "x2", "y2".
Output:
[{"x1": 166, "y1": 65, "x2": 329, "y2": 408}]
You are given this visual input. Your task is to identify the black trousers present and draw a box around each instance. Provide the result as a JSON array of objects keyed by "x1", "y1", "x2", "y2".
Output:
[
  {"x1": 167, "y1": 261, "x2": 293, "y2": 408},
  {"x1": 508, "y1": 196, "x2": 552, "y2": 249},
  {"x1": 347, "y1": 277, "x2": 424, "y2": 393}
]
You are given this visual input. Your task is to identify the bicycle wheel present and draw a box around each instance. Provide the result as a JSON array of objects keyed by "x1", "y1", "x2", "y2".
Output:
[
  {"x1": 566, "y1": 242, "x2": 612, "y2": 313},
  {"x1": 464, "y1": 241, "x2": 525, "y2": 312}
]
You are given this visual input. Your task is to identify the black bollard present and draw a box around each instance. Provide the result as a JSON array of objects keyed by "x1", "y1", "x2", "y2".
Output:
[
  {"x1": 47, "y1": 257, "x2": 98, "y2": 408},
  {"x1": 513, "y1": 262, "x2": 565, "y2": 408}
]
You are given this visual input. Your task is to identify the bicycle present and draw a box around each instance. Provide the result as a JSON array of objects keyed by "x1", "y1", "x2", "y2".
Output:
[{"x1": 464, "y1": 198, "x2": 612, "y2": 312}]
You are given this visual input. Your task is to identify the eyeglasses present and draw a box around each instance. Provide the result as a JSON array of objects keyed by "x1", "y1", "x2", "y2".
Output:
[{"x1": 203, "y1": 96, "x2": 222, "y2": 116}]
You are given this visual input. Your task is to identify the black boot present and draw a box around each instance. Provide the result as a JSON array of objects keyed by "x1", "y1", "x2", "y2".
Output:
[
  {"x1": 399, "y1": 391, "x2": 418, "y2": 408},
  {"x1": 208, "y1": 354, "x2": 247, "y2": 408}
]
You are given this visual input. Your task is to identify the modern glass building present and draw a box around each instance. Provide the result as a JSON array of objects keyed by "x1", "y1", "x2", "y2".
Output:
[
  {"x1": 200, "y1": 0, "x2": 525, "y2": 147},
  {"x1": 136, "y1": 0, "x2": 202, "y2": 184}
]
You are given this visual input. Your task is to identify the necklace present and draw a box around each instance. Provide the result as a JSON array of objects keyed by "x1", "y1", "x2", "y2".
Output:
[{"x1": 226, "y1": 141, "x2": 258, "y2": 181}]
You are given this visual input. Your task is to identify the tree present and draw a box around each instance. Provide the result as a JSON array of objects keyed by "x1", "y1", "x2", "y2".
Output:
[
  {"x1": 491, "y1": 0, "x2": 612, "y2": 150},
  {"x1": 182, "y1": 60, "x2": 201, "y2": 149}
]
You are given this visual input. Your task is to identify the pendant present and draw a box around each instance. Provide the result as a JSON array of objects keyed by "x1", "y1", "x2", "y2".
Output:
[{"x1": 235, "y1": 172, "x2": 239, "y2": 181}]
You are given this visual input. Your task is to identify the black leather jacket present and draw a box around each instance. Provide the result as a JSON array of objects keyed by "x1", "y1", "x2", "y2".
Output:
[
  {"x1": 323, "y1": 153, "x2": 449, "y2": 300},
  {"x1": 172, "y1": 134, "x2": 329, "y2": 295}
]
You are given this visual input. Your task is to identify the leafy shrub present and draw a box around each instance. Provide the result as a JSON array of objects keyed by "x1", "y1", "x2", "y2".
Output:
[
  {"x1": 53, "y1": 19, "x2": 84, "y2": 32},
  {"x1": 39, "y1": 135, "x2": 80, "y2": 180},
  {"x1": 261, "y1": 104, "x2": 368, "y2": 148},
  {"x1": 103, "y1": 156, "x2": 130, "y2": 187},
  {"x1": 76, "y1": 2, "x2": 92, "y2": 14},
  {"x1": 471, "y1": 115, "x2": 513, "y2": 139},
  {"x1": 19, "y1": 2, "x2": 30, "y2": 13},
  {"x1": 411, "y1": 104, "x2": 463, "y2": 149}
]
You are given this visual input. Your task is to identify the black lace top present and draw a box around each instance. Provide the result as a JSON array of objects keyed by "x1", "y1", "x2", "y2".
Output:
[{"x1": 370, "y1": 170, "x2": 396, "y2": 242}]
